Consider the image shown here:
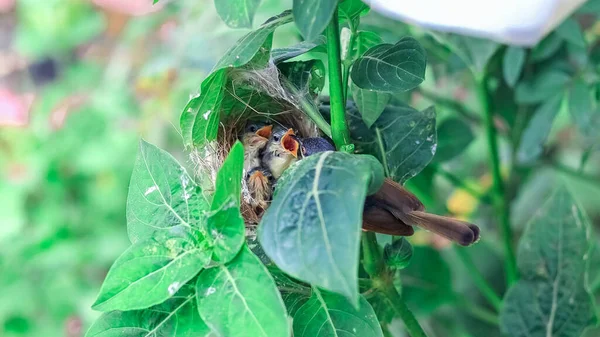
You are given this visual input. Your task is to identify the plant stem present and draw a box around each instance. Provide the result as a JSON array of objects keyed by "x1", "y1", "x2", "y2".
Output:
[
  {"x1": 477, "y1": 75, "x2": 518, "y2": 286},
  {"x1": 416, "y1": 87, "x2": 481, "y2": 125},
  {"x1": 326, "y1": 9, "x2": 352, "y2": 151},
  {"x1": 458, "y1": 300, "x2": 500, "y2": 326},
  {"x1": 362, "y1": 232, "x2": 428, "y2": 337},
  {"x1": 434, "y1": 166, "x2": 491, "y2": 204},
  {"x1": 281, "y1": 79, "x2": 332, "y2": 138},
  {"x1": 453, "y1": 246, "x2": 502, "y2": 311}
]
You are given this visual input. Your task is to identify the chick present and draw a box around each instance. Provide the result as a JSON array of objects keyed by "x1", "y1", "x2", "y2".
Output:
[
  {"x1": 241, "y1": 121, "x2": 273, "y2": 173},
  {"x1": 261, "y1": 125, "x2": 299, "y2": 179},
  {"x1": 245, "y1": 166, "x2": 275, "y2": 212},
  {"x1": 296, "y1": 137, "x2": 335, "y2": 157}
]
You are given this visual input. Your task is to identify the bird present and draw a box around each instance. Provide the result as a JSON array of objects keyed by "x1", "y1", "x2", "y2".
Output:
[
  {"x1": 261, "y1": 125, "x2": 299, "y2": 179},
  {"x1": 245, "y1": 165, "x2": 275, "y2": 213},
  {"x1": 295, "y1": 132, "x2": 480, "y2": 246},
  {"x1": 240, "y1": 121, "x2": 273, "y2": 173}
]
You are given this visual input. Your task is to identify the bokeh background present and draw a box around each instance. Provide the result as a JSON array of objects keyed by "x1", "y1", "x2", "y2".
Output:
[{"x1": 1, "y1": 1, "x2": 599, "y2": 337}]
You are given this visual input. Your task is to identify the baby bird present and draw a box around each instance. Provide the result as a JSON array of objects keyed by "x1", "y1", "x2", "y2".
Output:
[
  {"x1": 261, "y1": 125, "x2": 300, "y2": 179},
  {"x1": 296, "y1": 137, "x2": 335, "y2": 157},
  {"x1": 246, "y1": 166, "x2": 275, "y2": 212},
  {"x1": 241, "y1": 121, "x2": 272, "y2": 173}
]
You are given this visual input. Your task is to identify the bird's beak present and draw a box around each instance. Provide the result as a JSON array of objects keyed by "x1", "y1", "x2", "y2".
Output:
[
  {"x1": 281, "y1": 128, "x2": 299, "y2": 158},
  {"x1": 256, "y1": 125, "x2": 273, "y2": 139}
]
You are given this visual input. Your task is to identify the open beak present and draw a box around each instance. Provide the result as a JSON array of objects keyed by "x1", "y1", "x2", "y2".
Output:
[
  {"x1": 255, "y1": 125, "x2": 272, "y2": 139},
  {"x1": 281, "y1": 128, "x2": 299, "y2": 158}
]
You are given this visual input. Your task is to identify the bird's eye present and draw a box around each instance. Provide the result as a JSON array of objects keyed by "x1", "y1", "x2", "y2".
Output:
[
  {"x1": 249, "y1": 125, "x2": 257, "y2": 132},
  {"x1": 273, "y1": 135, "x2": 280, "y2": 142}
]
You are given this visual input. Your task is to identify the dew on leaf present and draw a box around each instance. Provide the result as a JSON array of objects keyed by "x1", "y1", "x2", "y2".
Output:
[
  {"x1": 144, "y1": 185, "x2": 157, "y2": 196},
  {"x1": 168, "y1": 282, "x2": 181, "y2": 296}
]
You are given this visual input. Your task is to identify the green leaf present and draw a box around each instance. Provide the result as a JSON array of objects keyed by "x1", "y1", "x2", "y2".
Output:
[
  {"x1": 338, "y1": 0, "x2": 370, "y2": 25},
  {"x1": 196, "y1": 246, "x2": 289, "y2": 337},
  {"x1": 350, "y1": 31, "x2": 382, "y2": 60},
  {"x1": 568, "y1": 78, "x2": 599, "y2": 141},
  {"x1": 207, "y1": 142, "x2": 245, "y2": 263},
  {"x1": 502, "y1": 46, "x2": 526, "y2": 87},
  {"x1": 347, "y1": 103, "x2": 437, "y2": 183},
  {"x1": 214, "y1": 10, "x2": 293, "y2": 71},
  {"x1": 517, "y1": 95, "x2": 563, "y2": 164},
  {"x1": 435, "y1": 34, "x2": 499, "y2": 75},
  {"x1": 402, "y1": 245, "x2": 454, "y2": 315},
  {"x1": 87, "y1": 288, "x2": 213, "y2": 337},
  {"x1": 180, "y1": 70, "x2": 227, "y2": 147},
  {"x1": 351, "y1": 82, "x2": 391, "y2": 128},
  {"x1": 271, "y1": 36, "x2": 326, "y2": 63},
  {"x1": 269, "y1": 267, "x2": 312, "y2": 316},
  {"x1": 351, "y1": 38, "x2": 427, "y2": 92},
  {"x1": 515, "y1": 70, "x2": 570, "y2": 104},
  {"x1": 214, "y1": 0, "x2": 262, "y2": 29},
  {"x1": 293, "y1": 0, "x2": 337, "y2": 40},
  {"x1": 92, "y1": 231, "x2": 211, "y2": 312},
  {"x1": 500, "y1": 187, "x2": 597, "y2": 337},
  {"x1": 259, "y1": 152, "x2": 384, "y2": 302},
  {"x1": 293, "y1": 288, "x2": 383, "y2": 337},
  {"x1": 278, "y1": 59, "x2": 326, "y2": 97},
  {"x1": 531, "y1": 33, "x2": 564, "y2": 62},
  {"x1": 127, "y1": 140, "x2": 208, "y2": 244},
  {"x1": 556, "y1": 18, "x2": 586, "y2": 48},
  {"x1": 383, "y1": 237, "x2": 413, "y2": 270},
  {"x1": 432, "y1": 117, "x2": 474, "y2": 163}
]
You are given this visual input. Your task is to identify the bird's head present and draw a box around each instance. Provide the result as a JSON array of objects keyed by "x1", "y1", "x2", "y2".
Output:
[
  {"x1": 269, "y1": 126, "x2": 300, "y2": 158},
  {"x1": 242, "y1": 121, "x2": 272, "y2": 146}
]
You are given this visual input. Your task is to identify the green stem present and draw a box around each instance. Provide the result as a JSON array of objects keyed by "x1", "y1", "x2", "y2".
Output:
[
  {"x1": 458, "y1": 300, "x2": 500, "y2": 326},
  {"x1": 282, "y1": 79, "x2": 332, "y2": 138},
  {"x1": 341, "y1": 32, "x2": 356, "y2": 103},
  {"x1": 434, "y1": 166, "x2": 490, "y2": 203},
  {"x1": 362, "y1": 233, "x2": 428, "y2": 337},
  {"x1": 416, "y1": 87, "x2": 481, "y2": 125},
  {"x1": 453, "y1": 246, "x2": 502, "y2": 311},
  {"x1": 326, "y1": 9, "x2": 352, "y2": 151},
  {"x1": 477, "y1": 75, "x2": 518, "y2": 286}
]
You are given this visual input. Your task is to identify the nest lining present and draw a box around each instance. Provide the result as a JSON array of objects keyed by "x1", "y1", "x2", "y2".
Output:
[{"x1": 190, "y1": 61, "x2": 321, "y2": 225}]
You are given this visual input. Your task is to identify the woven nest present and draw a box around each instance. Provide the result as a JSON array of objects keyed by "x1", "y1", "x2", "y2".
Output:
[{"x1": 189, "y1": 61, "x2": 321, "y2": 227}]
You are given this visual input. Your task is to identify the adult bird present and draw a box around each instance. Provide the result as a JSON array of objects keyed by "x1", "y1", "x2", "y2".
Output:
[
  {"x1": 298, "y1": 132, "x2": 480, "y2": 246},
  {"x1": 261, "y1": 125, "x2": 299, "y2": 179}
]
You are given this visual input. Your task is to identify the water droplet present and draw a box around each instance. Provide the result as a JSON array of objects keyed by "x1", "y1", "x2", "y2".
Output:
[
  {"x1": 426, "y1": 135, "x2": 433, "y2": 142},
  {"x1": 203, "y1": 110, "x2": 211, "y2": 120},
  {"x1": 236, "y1": 55, "x2": 240, "y2": 59},
  {"x1": 431, "y1": 144, "x2": 437, "y2": 155},
  {"x1": 145, "y1": 185, "x2": 158, "y2": 196},
  {"x1": 189, "y1": 93, "x2": 200, "y2": 100},
  {"x1": 206, "y1": 287, "x2": 216, "y2": 296},
  {"x1": 415, "y1": 140, "x2": 420, "y2": 145},
  {"x1": 168, "y1": 282, "x2": 181, "y2": 295}
]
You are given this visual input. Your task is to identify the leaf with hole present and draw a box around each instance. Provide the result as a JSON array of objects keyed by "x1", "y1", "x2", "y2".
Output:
[
  {"x1": 293, "y1": 288, "x2": 383, "y2": 337},
  {"x1": 126, "y1": 140, "x2": 208, "y2": 244},
  {"x1": 502, "y1": 46, "x2": 526, "y2": 87},
  {"x1": 278, "y1": 59, "x2": 326, "y2": 97},
  {"x1": 500, "y1": 187, "x2": 597, "y2": 337},
  {"x1": 432, "y1": 117, "x2": 474, "y2": 163},
  {"x1": 517, "y1": 95, "x2": 562, "y2": 164},
  {"x1": 214, "y1": 0, "x2": 262, "y2": 29},
  {"x1": 293, "y1": 0, "x2": 337, "y2": 40},
  {"x1": 92, "y1": 231, "x2": 211, "y2": 312},
  {"x1": 195, "y1": 246, "x2": 289, "y2": 337},
  {"x1": 351, "y1": 82, "x2": 390, "y2": 128},
  {"x1": 351, "y1": 37, "x2": 427, "y2": 92},
  {"x1": 87, "y1": 286, "x2": 212, "y2": 337},
  {"x1": 206, "y1": 141, "x2": 245, "y2": 263},
  {"x1": 346, "y1": 102, "x2": 437, "y2": 184},
  {"x1": 259, "y1": 152, "x2": 384, "y2": 303}
]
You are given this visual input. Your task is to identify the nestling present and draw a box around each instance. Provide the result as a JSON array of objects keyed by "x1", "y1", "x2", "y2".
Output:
[
  {"x1": 245, "y1": 166, "x2": 275, "y2": 212},
  {"x1": 261, "y1": 125, "x2": 299, "y2": 179},
  {"x1": 240, "y1": 121, "x2": 272, "y2": 173}
]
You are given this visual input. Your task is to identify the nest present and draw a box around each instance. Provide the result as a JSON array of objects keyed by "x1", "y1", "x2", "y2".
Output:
[{"x1": 190, "y1": 61, "x2": 321, "y2": 226}]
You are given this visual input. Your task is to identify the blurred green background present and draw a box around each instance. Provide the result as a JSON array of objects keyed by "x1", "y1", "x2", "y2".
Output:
[{"x1": 1, "y1": 1, "x2": 599, "y2": 337}]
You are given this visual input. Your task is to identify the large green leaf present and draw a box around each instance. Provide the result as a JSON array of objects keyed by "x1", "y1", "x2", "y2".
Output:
[
  {"x1": 214, "y1": 0, "x2": 262, "y2": 29},
  {"x1": 500, "y1": 187, "x2": 597, "y2": 337},
  {"x1": 214, "y1": 10, "x2": 292, "y2": 71},
  {"x1": 502, "y1": 46, "x2": 526, "y2": 87},
  {"x1": 568, "y1": 78, "x2": 599, "y2": 141},
  {"x1": 517, "y1": 95, "x2": 563, "y2": 164},
  {"x1": 338, "y1": 0, "x2": 369, "y2": 27},
  {"x1": 206, "y1": 142, "x2": 245, "y2": 263},
  {"x1": 346, "y1": 102, "x2": 437, "y2": 183},
  {"x1": 293, "y1": 0, "x2": 337, "y2": 40},
  {"x1": 293, "y1": 288, "x2": 383, "y2": 337},
  {"x1": 92, "y1": 231, "x2": 211, "y2": 312},
  {"x1": 433, "y1": 33, "x2": 499, "y2": 75},
  {"x1": 259, "y1": 152, "x2": 384, "y2": 302},
  {"x1": 196, "y1": 246, "x2": 289, "y2": 337},
  {"x1": 271, "y1": 36, "x2": 326, "y2": 63},
  {"x1": 87, "y1": 287, "x2": 212, "y2": 337},
  {"x1": 531, "y1": 33, "x2": 564, "y2": 62},
  {"x1": 127, "y1": 140, "x2": 208, "y2": 244},
  {"x1": 351, "y1": 82, "x2": 390, "y2": 128},
  {"x1": 350, "y1": 31, "x2": 382, "y2": 60},
  {"x1": 180, "y1": 70, "x2": 227, "y2": 147},
  {"x1": 432, "y1": 117, "x2": 474, "y2": 163},
  {"x1": 351, "y1": 37, "x2": 427, "y2": 92},
  {"x1": 515, "y1": 70, "x2": 570, "y2": 104}
]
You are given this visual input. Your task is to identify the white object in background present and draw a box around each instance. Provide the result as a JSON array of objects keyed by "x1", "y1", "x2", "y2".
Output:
[{"x1": 366, "y1": 0, "x2": 588, "y2": 46}]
